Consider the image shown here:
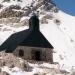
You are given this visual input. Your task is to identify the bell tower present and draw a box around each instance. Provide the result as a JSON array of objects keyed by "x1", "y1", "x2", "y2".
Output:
[{"x1": 29, "y1": 15, "x2": 39, "y2": 31}]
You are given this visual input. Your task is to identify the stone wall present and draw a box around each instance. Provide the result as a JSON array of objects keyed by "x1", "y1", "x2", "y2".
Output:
[{"x1": 13, "y1": 46, "x2": 53, "y2": 63}]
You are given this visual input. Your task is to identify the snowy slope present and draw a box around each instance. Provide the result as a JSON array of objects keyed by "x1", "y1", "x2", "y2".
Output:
[{"x1": 41, "y1": 11, "x2": 75, "y2": 70}]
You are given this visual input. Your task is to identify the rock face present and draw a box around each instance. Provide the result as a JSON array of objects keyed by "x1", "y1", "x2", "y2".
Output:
[
  {"x1": 9, "y1": 5, "x2": 21, "y2": 10},
  {"x1": 1, "y1": 71, "x2": 10, "y2": 75},
  {"x1": 0, "y1": 0, "x2": 59, "y2": 29},
  {"x1": 0, "y1": 8, "x2": 24, "y2": 18},
  {"x1": 54, "y1": 19, "x2": 61, "y2": 25},
  {"x1": 3, "y1": 0, "x2": 10, "y2": 2},
  {"x1": 0, "y1": 17, "x2": 20, "y2": 24},
  {"x1": 0, "y1": 0, "x2": 58, "y2": 18},
  {"x1": 0, "y1": 52, "x2": 31, "y2": 71},
  {"x1": 0, "y1": 4, "x2": 3, "y2": 9}
]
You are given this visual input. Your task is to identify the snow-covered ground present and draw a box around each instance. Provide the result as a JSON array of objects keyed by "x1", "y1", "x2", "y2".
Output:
[
  {"x1": 41, "y1": 11, "x2": 75, "y2": 70},
  {"x1": 2, "y1": 66, "x2": 35, "y2": 75},
  {"x1": 1, "y1": 62, "x2": 68, "y2": 75}
]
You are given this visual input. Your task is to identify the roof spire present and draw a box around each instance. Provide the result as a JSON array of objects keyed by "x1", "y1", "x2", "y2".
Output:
[{"x1": 29, "y1": 14, "x2": 39, "y2": 31}]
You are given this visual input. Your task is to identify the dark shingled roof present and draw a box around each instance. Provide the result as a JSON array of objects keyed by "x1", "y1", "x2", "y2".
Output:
[{"x1": 0, "y1": 15, "x2": 53, "y2": 52}]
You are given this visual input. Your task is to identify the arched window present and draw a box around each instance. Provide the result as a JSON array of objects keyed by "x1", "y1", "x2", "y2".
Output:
[{"x1": 19, "y1": 49, "x2": 24, "y2": 57}]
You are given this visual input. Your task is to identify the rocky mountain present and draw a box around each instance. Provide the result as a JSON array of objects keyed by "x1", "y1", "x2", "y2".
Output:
[{"x1": 0, "y1": 0, "x2": 58, "y2": 20}]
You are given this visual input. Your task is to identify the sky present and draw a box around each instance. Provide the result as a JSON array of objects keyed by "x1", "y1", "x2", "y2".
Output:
[{"x1": 53, "y1": 0, "x2": 75, "y2": 16}]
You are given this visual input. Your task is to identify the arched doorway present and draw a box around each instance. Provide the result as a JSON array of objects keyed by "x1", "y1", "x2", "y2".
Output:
[{"x1": 31, "y1": 50, "x2": 42, "y2": 61}]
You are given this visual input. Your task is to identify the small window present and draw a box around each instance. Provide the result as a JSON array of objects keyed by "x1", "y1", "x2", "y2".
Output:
[{"x1": 19, "y1": 49, "x2": 24, "y2": 57}]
